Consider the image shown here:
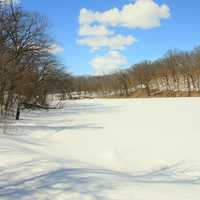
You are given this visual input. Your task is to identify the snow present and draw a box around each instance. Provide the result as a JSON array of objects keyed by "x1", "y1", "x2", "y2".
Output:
[{"x1": 1, "y1": 98, "x2": 200, "y2": 200}]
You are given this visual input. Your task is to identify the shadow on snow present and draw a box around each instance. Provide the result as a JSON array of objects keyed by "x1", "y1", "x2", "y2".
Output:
[{"x1": 0, "y1": 160, "x2": 200, "y2": 200}]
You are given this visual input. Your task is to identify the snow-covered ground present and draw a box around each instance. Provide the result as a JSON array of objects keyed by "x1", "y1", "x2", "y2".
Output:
[{"x1": 1, "y1": 98, "x2": 200, "y2": 200}]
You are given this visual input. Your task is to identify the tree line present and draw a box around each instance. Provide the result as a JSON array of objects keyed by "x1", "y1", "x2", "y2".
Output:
[
  {"x1": 72, "y1": 48, "x2": 200, "y2": 98},
  {"x1": 1, "y1": 1, "x2": 200, "y2": 121},
  {"x1": 0, "y1": 1, "x2": 72, "y2": 120}
]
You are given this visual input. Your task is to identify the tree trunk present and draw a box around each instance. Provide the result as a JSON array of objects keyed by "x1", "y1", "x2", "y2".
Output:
[
  {"x1": 15, "y1": 103, "x2": 21, "y2": 120},
  {"x1": 186, "y1": 75, "x2": 191, "y2": 97},
  {"x1": 124, "y1": 84, "x2": 129, "y2": 97},
  {"x1": 145, "y1": 83, "x2": 151, "y2": 96}
]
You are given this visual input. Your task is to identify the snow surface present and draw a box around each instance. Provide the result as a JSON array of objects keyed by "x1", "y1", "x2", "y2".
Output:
[{"x1": 1, "y1": 98, "x2": 200, "y2": 200}]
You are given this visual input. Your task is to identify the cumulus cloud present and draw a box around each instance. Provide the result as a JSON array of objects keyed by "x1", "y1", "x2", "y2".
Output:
[
  {"x1": 78, "y1": 0, "x2": 171, "y2": 74},
  {"x1": 79, "y1": 24, "x2": 113, "y2": 36},
  {"x1": 78, "y1": 34, "x2": 136, "y2": 51},
  {"x1": 48, "y1": 43, "x2": 64, "y2": 54},
  {"x1": 79, "y1": 0, "x2": 170, "y2": 29},
  {"x1": 91, "y1": 51, "x2": 127, "y2": 75}
]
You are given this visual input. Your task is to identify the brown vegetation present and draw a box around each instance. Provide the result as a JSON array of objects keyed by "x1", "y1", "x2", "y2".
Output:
[
  {"x1": 0, "y1": 1, "x2": 72, "y2": 120},
  {"x1": 72, "y1": 48, "x2": 200, "y2": 99}
]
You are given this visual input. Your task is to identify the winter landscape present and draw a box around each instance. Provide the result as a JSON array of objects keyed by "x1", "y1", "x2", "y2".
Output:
[
  {"x1": 1, "y1": 0, "x2": 200, "y2": 199},
  {"x1": 1, "y1": 98, "x2": 200, "y2": 200}
]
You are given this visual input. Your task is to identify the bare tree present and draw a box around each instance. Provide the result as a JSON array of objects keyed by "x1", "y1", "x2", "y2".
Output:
[{"x1": 0, "y1": 2, "x2": 71, "y2": 120}]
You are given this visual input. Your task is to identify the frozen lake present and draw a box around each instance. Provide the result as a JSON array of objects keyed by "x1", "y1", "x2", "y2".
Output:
[{"x1": 1, "y1": 98, "x2": 200, "y2": 200}]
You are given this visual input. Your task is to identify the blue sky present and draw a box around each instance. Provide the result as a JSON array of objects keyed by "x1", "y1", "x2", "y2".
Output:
[{"x1": 19, "y1": 0, "x2": 200, "y2": 75}]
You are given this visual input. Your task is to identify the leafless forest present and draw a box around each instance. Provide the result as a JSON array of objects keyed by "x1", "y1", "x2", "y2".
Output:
[
  {"x1": 0, "y1": 2, "x2": 200, "y2": 120},
  {"x1": 73, "y1": 48, "x2": 200, "y2": 98}
]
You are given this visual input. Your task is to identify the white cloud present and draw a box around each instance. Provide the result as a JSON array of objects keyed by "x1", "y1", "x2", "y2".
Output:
[
  {"x1": 78, "y1": 0, "x2": 171, "y2": 74},
  {"x1": 78, "y1": 34, "x2": 136, "y2": 51},
  {"x1": 79, "y1": 0, "x2": 170, "y2": 29},
  {"x1": 79, "y1": 8, "x2": 94, "y2": 25},
  {"x1": 91, "y1": 51, "x2": 127, "y2": 75},
  {"x1": 48, "y1": 43, "x2": 64, "y2": 54},
  {"x1": 79, "y1": 24, "x2": 113, "y2": 36}
]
